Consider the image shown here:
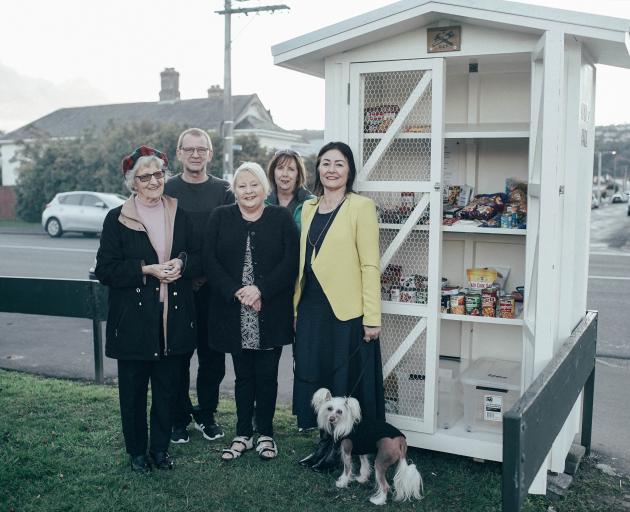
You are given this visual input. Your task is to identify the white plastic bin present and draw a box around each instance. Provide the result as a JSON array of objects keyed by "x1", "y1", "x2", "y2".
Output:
[
  {"x1": 460, "y1": 358, "x2": 521, "y2": 434},
  {"x1": 437, "y1": 358, "x2": 464, "y2": 429}
]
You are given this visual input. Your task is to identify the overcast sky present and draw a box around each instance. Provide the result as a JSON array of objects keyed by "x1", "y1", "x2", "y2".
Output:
[{"x1": 1, "y1": 0, "x2": 629, "y2": 132}]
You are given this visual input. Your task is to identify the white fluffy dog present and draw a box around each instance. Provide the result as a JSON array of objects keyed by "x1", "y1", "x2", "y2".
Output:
[{"x1": 312, "y1": 388, "x2": 424, "y2": 506}]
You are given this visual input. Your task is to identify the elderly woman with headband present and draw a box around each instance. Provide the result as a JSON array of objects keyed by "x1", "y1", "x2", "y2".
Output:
[
  {"x1": 95, "y1": 145, "x2": 199, "y2": 473},
  {"x1": 265, "y1": 149, "x2": 314, "y2": 230},
  {"x1": 203, "y1": 162, "x2": 298, "y2": 461}
]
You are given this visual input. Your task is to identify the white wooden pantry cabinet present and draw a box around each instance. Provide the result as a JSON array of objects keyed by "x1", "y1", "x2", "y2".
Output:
[{"x1": 273, "y1": 0, "x2": 630, "y2": 494}]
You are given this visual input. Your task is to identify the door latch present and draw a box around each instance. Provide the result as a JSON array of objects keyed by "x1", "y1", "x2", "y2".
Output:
[{"x1": 434, "y1": 182, "x2": 441, "y2": 191}]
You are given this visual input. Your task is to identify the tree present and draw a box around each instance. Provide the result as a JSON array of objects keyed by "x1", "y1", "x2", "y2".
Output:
[
  {"x1": 14, "y1": 122, "x2": 276, "y2": 221},
  {"x1": 15, "y1": 122, "x2": 186, "y2": 221}
]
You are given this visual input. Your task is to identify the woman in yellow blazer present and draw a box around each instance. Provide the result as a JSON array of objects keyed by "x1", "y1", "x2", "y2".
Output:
[{"x1": 293, "y1": 141, "x2": 385, "y2": 472}]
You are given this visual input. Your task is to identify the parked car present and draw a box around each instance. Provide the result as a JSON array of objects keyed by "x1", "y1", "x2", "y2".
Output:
[
  {"x1": 611, "y1": 191, "x2": 629, "y2": 203},
  {"x1": 42, "y1": 191, "x2": 127, "y2": 238}
]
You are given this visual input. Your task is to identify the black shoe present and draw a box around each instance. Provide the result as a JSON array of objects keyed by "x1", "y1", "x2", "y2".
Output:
[
  {"x1": 130, "y1": 454, "x2": 151, "y2": 473},
  {"x1": 298, "y1": 430, "x2": 332, "y2": 468},
  {"x1": 194, "y1": 421, "x2": 224, "y2": 441},
  {"x1": 150, "y1": 451, "x2": 174, "y2": 470},
  {"x1": 311, "y1": 440, "x2": 340, "y2": 473},
  {"x1": 171, "y1": 427, "x2": 190, "y2": 444}
]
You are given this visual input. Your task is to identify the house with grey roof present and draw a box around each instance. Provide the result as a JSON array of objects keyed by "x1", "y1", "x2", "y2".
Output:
[{"x1": 0, "y1": 68, "x2": 312, "y2": 186}]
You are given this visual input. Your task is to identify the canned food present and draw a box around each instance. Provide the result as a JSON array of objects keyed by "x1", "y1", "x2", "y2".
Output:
[
  {"x1": 500, "y1": 213, "x2": 513, "y2": 229},
  {"x1": 450, "y1": 293, "x2": 466, "y2": 315},
  {"x1": 441, "y1": 293, "x2": 450, "y2": 313},
  {"x1": 465, "y1": 290, "x2": 482, "y2": 316},
  {"x1": 481, "y1": 287, "x2": 498, "y2": 317},
  {"x1": 390, "y1": 286, "x2": 401, "y2": 302},
  {"x1": 498, "y1": 294, "x2": 516, "y2": 319}
]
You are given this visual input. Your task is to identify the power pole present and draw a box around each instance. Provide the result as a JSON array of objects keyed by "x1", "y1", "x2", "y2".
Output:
[{"x1": 216, "y1": 0, "x2": 289, "y2": 179}]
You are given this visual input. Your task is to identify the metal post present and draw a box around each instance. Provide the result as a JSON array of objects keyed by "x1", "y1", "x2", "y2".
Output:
[
  {"x1": 92, "y1": 318, "x2": 104, "y2": 384},
  {"x1": 223, "y1": 0, "x2": 234, "y2": 179},
  {"x1": 581, "y1": 367, "x2": 595, "y2": 456},
  {"x1": 597, "y1": 151, "x2": 602, "y2": 204}
]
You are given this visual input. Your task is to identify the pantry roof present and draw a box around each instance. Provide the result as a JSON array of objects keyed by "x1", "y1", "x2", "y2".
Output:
[{"x1": 272, "y1": 0, "x2": 630, "y2": 76}]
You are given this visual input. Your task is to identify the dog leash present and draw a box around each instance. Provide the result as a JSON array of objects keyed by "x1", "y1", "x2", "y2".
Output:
[{"x1": 293, "y1": 337, "x2": 378, "y2": 398}]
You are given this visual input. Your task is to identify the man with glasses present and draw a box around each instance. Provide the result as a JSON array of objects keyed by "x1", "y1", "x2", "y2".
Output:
[{"x1": 165, "y1": 128, "x2": 234, "y2": 444}]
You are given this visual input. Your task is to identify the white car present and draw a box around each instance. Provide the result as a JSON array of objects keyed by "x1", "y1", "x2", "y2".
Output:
[
  {"x1": 611, "y1": 191, "x2": 630, "y2": 203},
  {"x1": 42, "y1": 191, "x2": 126, "y2": 238}
]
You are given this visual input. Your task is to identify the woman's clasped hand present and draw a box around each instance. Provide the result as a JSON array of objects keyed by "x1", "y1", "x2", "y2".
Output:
[
  {"x1": 144, "y1": 258, "x2": 184, "y2": 283},
  {"x1": 235, "y1": 284, "x2": 262, "y2": 311}
]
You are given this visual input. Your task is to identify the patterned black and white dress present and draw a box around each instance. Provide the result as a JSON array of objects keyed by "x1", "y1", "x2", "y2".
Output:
[{"x1": 240, "y1": 234, "x2": 261, "y2": 350}]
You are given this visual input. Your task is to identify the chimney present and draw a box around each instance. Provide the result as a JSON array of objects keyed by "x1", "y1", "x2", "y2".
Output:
[
  {"x1": 159, "y1": 68, "x2": 180, "y2": 103},
  {"x1": 208, "y1": 85, "x2": 223, "y2": 99}
]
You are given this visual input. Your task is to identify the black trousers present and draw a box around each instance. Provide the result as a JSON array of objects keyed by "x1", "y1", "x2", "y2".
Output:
[
  {"x1": 232, "y1": 347, "x2": 282, "y2": 438},
  {"x1": 117, "y1": 355, "x2": 182, "y2": 457},
  {"x1": 172, "y1": 286, "x2": 226, "y2": 427}
]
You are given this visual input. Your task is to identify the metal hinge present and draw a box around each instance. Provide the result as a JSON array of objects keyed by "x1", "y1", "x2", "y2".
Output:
[{"x1": 434, "y1": 182, "x2": 441, "y2": 191}]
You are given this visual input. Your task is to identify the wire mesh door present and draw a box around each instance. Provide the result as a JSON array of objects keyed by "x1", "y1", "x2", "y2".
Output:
[{"x1": 350, "y1": 59, "x2": 444, "y2": 434}]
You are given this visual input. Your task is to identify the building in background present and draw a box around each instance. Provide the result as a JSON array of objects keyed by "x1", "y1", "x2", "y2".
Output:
[{"x1": 0, "y1": 68, "x2": 317, "y2": 187}]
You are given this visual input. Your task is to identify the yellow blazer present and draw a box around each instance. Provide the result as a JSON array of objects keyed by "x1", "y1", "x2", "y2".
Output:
[{"x1": 294, "y1": 193, "x2": 381, "y2": 326}]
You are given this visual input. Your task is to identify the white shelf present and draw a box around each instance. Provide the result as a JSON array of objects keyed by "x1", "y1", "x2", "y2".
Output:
[
  {"x1": 382, "y1": 301, "x2": 428, "y2": 316},
  {"x1": 388, "y1": 415, "x2": 503, "y2": 461},
  {"x1": 441, "y1": 313, "x2": 524, "y2": 326},
  {"x1": 362, "y1": 122, "x2": 530, "y2": 140},
  {"x1": 445, "y1": 122, "x2": 530, "y2": 138},
  {"x1": 443, "y1": 225, "x2": 526, "y2": 235},
  {"x1": 379, "y1": 223, "x2": 526, "y2": 236},
  {"x1": 364, "y1": 132, "x2": 430, "y2": 139}
]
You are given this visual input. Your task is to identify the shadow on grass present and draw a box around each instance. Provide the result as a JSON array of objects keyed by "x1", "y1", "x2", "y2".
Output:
[{"x1": 0, "y1": 370, "x2": 627, "y2": 512}]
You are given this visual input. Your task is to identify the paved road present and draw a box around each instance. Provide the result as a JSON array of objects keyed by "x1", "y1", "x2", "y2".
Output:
[
  {"x1": 0, "y1": 230, "x2": 295, "y2": 404},
  {"x1": 1, "y1": 207, "x2": 629, "y2": 475}
]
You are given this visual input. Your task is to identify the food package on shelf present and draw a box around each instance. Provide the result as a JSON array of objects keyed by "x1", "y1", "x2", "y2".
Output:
[
  {"x1": 505, "y1": 177, "x2": 527, "y2": 212},
  {"x1": 456, "y1": 193, "x2": 508, "y2": 221},
  {"x1": 466, "y1": 266, "x2": 511, "y2": 290},
  {"x1": 505, "y1": 177, "x2": 528, "y2": 228},
  {"x1": 364, "y1": 105, "x2": 400, "y2": 133},
  {"x1": 443, "y1": 184, "x2": 474, "y2": 207}
]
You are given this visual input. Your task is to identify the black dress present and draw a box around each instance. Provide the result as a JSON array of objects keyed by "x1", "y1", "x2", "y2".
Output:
[{"x1": 293, "y1": 207, "x2": 385, "y2": 429}]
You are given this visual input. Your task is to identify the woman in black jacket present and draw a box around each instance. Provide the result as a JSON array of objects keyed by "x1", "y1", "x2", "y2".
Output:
[
  {"x1": 95, "y1": 145, "x2": 199, "y2": 473},
  {"x1": 204, "y1": 162, "x2": 298, "y2": 461}
]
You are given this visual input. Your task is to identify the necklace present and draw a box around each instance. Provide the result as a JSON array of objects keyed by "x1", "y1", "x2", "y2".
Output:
[
  {"x1": 319, "y1": 193, "x2": 346, "y2": 213},
  {"x1": 307, "y1": 198, "x2": 345, "y2": 254}
]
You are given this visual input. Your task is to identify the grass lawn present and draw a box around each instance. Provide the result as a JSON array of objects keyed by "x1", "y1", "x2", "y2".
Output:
[{"x1": 1, "y1": 370, "x2": 628, "y2": 512}]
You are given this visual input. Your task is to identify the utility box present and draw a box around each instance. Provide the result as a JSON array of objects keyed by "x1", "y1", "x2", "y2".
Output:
[{"x1": 273, "y1": 0, "x2": 630, "y2": 494}]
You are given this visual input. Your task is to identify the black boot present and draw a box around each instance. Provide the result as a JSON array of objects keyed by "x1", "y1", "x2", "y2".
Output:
[
  {"x1": 311, "y1": 438, "x2": 340, "y2": 473},
  {"x1": 298, "y1": 430, "x2": 332, "y2": 467}
]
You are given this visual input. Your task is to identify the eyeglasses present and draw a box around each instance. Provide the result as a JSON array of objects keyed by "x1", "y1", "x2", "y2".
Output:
[
  {"x1": 135, "y1": 170, "x2": 165, "y2": 182},
  {"x1": 180, "y1": 146, "x2": 211, "y2": 156},
  {"x1": 274, "y1": 149, "x2": 301, "y2": 157}
]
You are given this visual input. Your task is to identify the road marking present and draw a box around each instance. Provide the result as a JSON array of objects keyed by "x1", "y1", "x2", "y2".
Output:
[
  {"x1": 590, "y1": 251, "x2": 630, "y2": 257},
  {"x1": 589, "y1": 275, "x2": 630, "y2": 281},
  {"x1": 0, "y1": 244, "x2": 96, "y2": 254}
]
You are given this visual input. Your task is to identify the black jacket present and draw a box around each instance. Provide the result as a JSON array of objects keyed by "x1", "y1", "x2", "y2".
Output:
[
  {"x1": 203, "y1": 204, "x2": 299, "y2": 353},
  {"x1": 95, "y1": 196, "x2": 200, "y2": 360}
]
